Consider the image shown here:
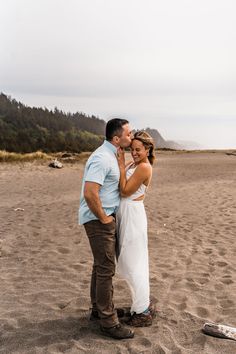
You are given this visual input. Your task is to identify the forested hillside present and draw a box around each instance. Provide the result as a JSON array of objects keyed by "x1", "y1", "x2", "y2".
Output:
[{"x1": 0, "y1": 93, "x2": 105, "y2": 153}]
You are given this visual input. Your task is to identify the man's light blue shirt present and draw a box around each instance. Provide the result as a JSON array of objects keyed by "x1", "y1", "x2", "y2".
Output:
[{"x1": 79, "y1": 140, "x2": 120, "y2": 225}]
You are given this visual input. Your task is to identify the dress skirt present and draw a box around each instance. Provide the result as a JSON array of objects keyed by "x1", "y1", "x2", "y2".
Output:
[{"x1": 116, "y1": 198, "x2": 150, "y2": 314}]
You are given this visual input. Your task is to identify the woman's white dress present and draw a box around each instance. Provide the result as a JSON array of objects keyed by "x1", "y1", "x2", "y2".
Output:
[{"x1": 116, "y1": 165, "x2": 150, "y2": 314}]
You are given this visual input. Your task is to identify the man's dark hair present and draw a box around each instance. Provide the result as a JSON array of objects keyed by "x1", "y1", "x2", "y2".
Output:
[{"x1": 106, "y1": 118, "x2": 129, "y2": 141}]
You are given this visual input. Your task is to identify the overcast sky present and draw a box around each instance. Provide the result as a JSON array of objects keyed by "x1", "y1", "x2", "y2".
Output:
[{"x1": 1, "y1": 0, "x2": 236, "y2": 148}]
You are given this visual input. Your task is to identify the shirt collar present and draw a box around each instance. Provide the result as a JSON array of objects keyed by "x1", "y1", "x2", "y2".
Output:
[{"x1": 103, "y1": 140, "x2": 118, "y2": 154}]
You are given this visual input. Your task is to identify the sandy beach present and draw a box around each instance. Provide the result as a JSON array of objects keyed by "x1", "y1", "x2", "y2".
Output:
[{"x1": 0, "y1": 151, "x2": 236, "y2": 354}]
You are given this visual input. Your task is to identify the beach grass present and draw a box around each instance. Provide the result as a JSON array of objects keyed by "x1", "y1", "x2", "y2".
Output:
[
  {"x1": 0, "y1": 150, "x2": 92, "y2": 163},
  {"x1": 0, "y1": 150, "x2": 52, "y2": 162}
]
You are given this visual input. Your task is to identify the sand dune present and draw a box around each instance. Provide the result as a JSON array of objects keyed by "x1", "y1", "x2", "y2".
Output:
[{"x1": 0, "y1": 151, "x2": 236, "y2": 353}]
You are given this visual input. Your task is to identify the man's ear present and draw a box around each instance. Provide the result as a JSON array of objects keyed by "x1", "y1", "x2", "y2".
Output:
[{"x1": 112, "y1": 136, "x2": 120, "y2": 144}]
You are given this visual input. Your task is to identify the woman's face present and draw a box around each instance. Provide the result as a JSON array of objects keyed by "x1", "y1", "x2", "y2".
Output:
[{"x1": 131, "y1": 139, "x2": 149, "y2": 164}]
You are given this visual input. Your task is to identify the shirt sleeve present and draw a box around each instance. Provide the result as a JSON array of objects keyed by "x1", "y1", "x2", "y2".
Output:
[{"x1": 85, "y1": 155, "x2": 110, "y2": 186}]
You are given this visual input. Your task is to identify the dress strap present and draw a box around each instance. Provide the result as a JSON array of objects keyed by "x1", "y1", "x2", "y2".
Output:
[{"x1": 126, "y1": 161, "x2": 136, "y2": 171}]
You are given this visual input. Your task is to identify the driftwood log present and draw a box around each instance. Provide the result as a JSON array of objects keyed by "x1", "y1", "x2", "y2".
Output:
[
  {"x1": 48, "y1": 159, "x2": 63, "y2": 169},
  {"x1": 203, "y1": 322, "x2": 236, "y2": 341}
]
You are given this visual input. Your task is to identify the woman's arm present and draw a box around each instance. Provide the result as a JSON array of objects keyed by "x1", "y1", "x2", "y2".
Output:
[
  {"x1": 117, "y1": 149, "x2": 152, "y2": 197},
  {"x1": 120, "y1": 163, "x2": 151, "y2": 197}
]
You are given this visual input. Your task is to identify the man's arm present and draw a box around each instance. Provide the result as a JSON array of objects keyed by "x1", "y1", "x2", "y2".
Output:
[{"x1": 84, "y1": 181, "x2": 114, "y2": 224}]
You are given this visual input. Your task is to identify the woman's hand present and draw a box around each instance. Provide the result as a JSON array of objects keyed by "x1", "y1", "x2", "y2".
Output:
[{"x1": 116, "y1": 147, "x2": 125, "y2": 169}]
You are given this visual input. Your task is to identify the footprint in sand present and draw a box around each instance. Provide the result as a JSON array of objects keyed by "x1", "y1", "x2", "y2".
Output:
[
  {"x1": 185, "y1": 279, "x2": 199, "y2": 291},
  {"x1": 220, "y1": 278, "x2": 233, "y2": 285},
  {"x1": 161, "y1": 272, "x2": 169, "y2": 279},
  {"x1": 135, "y1": 337, "x2": 152, "y2": 348},
  {"x1": 222, "y1": 272, "x2": 231, "y2": 277},
  {"x1": 70, "y1": 263, "x2": 86, "y2": 271},
  {"x1": 201, "y1": 272, "x2": 210, "y2": 277},
  {"x1": 220, "y1": 299, "x2": 234, "y2": 308},
  {"x1": 186, "y1": 258, "x2": 192, "y2": 266},
  {"x1": 218, "y1": 248, "x2": 226, "y2": 256},
  {"x1": 177, "y1": 302, "x2": 187, "y2": 311},
  {"x1": 204, "y1": 248, "x2": 212, "y2": 255},
  {"x1": 216, "y1": 261, "x2": 228, "y2": 267},
  {"x1": 210, "y1": 240, "x2": 218, "y2": 245},
  {"x1": 57, "y1": 247, "x2": 70, "y2": 254},
  {"x1": 195, "y1": 306, "x2": 209, "y2": 318},
  {"x1": 197, "y1": 277, "x2": 209, "y2": 285},
  {"x1": 215, "y1": 283, "x2": 224, "y2": 291}
]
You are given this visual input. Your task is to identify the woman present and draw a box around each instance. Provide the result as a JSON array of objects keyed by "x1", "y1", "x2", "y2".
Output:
[{"x1": 116, "y1": 130, "x2": 156, "y2": 327}]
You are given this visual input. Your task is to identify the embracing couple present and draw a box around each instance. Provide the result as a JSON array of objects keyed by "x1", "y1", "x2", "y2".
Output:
[{"x1": 79, "y1": 118, "x2": 156, "y2": 339}]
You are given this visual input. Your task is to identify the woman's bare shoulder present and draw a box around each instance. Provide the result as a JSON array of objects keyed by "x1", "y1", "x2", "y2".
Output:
[
  {"x1": 136, "y1": 162, "x2": 152, "y2": 171},
  {"x1": 135, "y1": 162, "x2": 152, "y2": 177}
]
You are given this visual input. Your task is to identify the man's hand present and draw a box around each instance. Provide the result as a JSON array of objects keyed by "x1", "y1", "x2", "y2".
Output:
[{"x1": 100, "y1": 215, "x2": 115, "y2": 224}]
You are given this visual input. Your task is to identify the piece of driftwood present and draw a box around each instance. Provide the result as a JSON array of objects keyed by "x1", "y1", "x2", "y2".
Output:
[
  {"x1": 203, "y1": 322, "x2": 236, "y2": 341},
  {"x1": 48, "y1": 159, "x2": 63, "y2": 168}
]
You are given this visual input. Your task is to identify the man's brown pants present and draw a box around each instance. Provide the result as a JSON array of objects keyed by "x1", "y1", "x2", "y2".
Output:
[{"x1": 84, "y1": 219, "x2": 119, "y2": 328}]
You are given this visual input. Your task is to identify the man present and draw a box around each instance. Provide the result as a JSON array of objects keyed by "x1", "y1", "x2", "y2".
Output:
[{"x1": 79, "y1": 118, "x2": 134, "y2": 339}]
